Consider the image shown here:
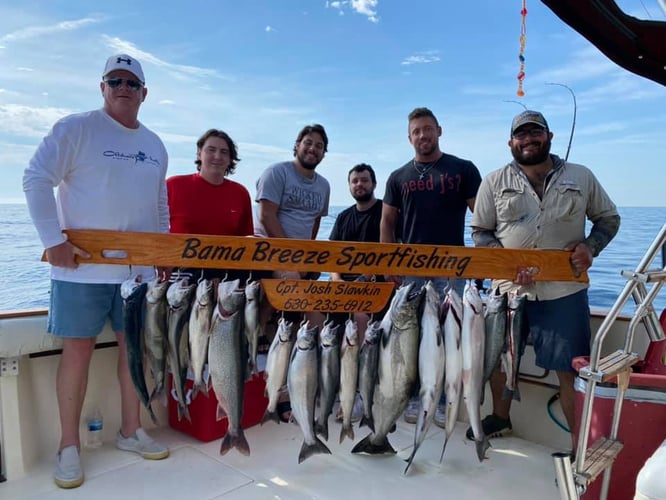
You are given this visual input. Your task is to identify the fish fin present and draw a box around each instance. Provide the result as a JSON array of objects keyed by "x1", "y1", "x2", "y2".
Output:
[
  {"x1": 216, "y1": 405, "x2": 228, "y2": 421},
  {"x1": 219, "y1": 430, "x2": 251, "y2": 457},
  {"x1": 359, "y1": 415, "x2": 375, "y2": 433},
  {"x1": 298, "y1": 437, "x2": 331, "y2": 463},
  {"x1": 339, "y1": 424, "x2": 355, "y2": 444},
  {"x1": 475, "y1": 436, "x2": 491, "y2": 462}
]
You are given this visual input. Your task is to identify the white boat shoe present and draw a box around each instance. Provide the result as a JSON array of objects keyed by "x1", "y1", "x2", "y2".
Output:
[
  {"x1": 54, "y1": 445, "x2": 84, "y2": 489},
  {"x1": 115, "y1": 428, "x2": 170, "y2": 460}
]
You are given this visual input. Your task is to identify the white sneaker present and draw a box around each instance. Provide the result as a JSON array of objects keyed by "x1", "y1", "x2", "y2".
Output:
[
  {"x1": 116, "y1": 428, "x2": 169, "y2": 460},
  {"x1": 54, "y1": 445, "x2": 84, "y2": 489},
  {"x1": 404, "y1": 397, "x2": 419, "y2": 424},
  {"x1": 434, "y1": 402, "x2": 447, "y2": 429}
]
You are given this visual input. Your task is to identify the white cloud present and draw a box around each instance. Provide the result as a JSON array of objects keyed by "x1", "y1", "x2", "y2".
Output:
[
  {"x1": 351, "y1": 0, "x2": 379, "y2": 22},
  {"x1": 0, "y1": 104, "x2": 72, "y2": 137},
  {"x1": 102, "y1": 36, "x2": 233, "y2": 82},
  {"x1": 0, "y1": 18, "x2": 101, "y2": 43},
  {"x1": 401, "y1": 52, "x2": 441, "y2": 66},
  {"x1": 325, "y1": 0, "x2": 378, "y2": 22},
  {"x1": 265, "y1": 25, "x2": 275, "y2": 32}
]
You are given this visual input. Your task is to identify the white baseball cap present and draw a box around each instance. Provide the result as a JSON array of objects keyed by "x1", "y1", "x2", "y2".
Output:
[{"x1": 102, "y1": 54, "x2": 145, "y2": 84}]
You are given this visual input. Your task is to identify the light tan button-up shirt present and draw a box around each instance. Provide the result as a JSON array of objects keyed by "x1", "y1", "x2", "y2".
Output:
[{"x1": 471, "y1": 155, "x2": 618, "y2": 300}]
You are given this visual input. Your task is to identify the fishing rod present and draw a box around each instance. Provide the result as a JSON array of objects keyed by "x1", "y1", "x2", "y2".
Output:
[{"x1": 546, "y1": 82, "x2": 577, "y2": 161}]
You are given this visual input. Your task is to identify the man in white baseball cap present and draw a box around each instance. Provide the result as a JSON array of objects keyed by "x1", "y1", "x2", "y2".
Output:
[
  {"x1": 103, "y1": 53, "x2": 145, "y2": 84},
  {"x1": 23, "y1": 53, "x2": 170, "y2": 489}
]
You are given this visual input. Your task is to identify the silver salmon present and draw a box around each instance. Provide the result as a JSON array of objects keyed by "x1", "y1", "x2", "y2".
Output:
[
  {"x1": 121, "y1": 277, "x2": 157, "y2": 424},
  {"x1": 316, "y1": 320, "x2": 341, "y2": 442},
  {"x1": 166, "y1": 277, "x2": 196, "y2": 423},
  {"x1": 209, "y1": 279, "x2": 250, "y2": 456},
  {"x1": 288, "y1": 321, "x2": 331, "y2": 463},
  {"x1": 482, "y1": 288, "x2": 508, "y2": 402},
  {"x1": 502, "y1": 291, "x2": 526, "y2": 401},
  {"x1": 357, "y1": 320, "x2": 382, "y2": 433},
  {"x1": 143, "y1": 277, "x2": 169, "y2": 404},
  {"x1": 352, "y1": 282, "x2": 422, "y2": 455},
  {"x1": 462, "y1": 281, "x2": 490, "y2": 462},
  {"x1": 339, "y1": 318, "x2": 360, "y2": 444},
  {"x1": 262, "y1": 317, "x2": 295, "y2": 424},
  {"x1": 189, "y1": 279, "x2": 214, "y2": 400},
  {"x1": 440, "y1": 286, "x2": 463, "y2": 461},
  {"x1": 405, "y1": 280, "x2": 445, "y2": 474},
  {"x1": 244, "y1": 280, "x2": 262, "y2": 377}
]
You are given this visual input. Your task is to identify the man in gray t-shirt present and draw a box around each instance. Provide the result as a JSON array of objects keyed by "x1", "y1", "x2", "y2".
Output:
[
  {"x1": 255, "y1": 124, "x2": 330, "y2": 242},
  {"x1": 255, "y1": 123, "x2": 330, "y2": 422}
]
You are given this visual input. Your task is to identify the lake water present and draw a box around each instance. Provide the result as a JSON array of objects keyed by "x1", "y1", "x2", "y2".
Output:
[{"x1": 0, "y1": 204, "x2": 664, "y2": 316}]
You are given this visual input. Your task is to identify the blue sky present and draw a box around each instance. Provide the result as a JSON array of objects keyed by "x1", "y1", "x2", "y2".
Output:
[{"x1": 1, "y1": 1, "x2": 664, "y2": 207}]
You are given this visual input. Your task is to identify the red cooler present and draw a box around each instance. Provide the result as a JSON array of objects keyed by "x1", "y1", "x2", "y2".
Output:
[
  {"x1": 168, "y1": 372, "x2": 268, "y2": 442},
  {"x1": 572, "y1": 358, "x2": 666, "y2": 500}
]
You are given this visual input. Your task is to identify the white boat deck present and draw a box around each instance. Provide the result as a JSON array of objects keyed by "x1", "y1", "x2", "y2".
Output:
[{"x1": 2, "y1": 418, "x2": 561, "y2": 500}]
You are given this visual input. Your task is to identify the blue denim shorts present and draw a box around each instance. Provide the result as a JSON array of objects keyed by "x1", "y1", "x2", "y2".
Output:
[
  {"x1": 525, "y1": 289, "x2": 591, "y2": 372},
  {"x1": 48, "y1": 280, "x2": 123, "y2": 338}
]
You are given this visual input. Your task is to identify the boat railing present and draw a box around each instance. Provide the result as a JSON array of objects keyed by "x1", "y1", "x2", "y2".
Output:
[{"x1": 554, "y1": 223, "x2": 666, "y2": 500}]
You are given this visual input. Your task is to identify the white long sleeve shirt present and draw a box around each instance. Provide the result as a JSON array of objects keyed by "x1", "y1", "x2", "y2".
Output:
[{"x1": 23, "y1": 109, "x2": 169, "y2": 283}]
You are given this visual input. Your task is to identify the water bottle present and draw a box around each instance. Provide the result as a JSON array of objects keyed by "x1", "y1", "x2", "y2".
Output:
[{"x1": 86, "y1": 407, "x2": 103, "y2": 448}]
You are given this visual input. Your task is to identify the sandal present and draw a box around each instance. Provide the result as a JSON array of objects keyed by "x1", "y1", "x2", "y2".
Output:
[{"x1": 276, "y1": 400, "x2": 292, "y2": 423}]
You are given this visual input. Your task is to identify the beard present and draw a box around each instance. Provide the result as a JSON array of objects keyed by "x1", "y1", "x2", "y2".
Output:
[
  {"x1": 414, "y1": 141, "x2": 437, "y2": 158},
  {"x1": 511, "y1": 139, "x2": 551, "y2": 166},
  {"x1": 352, "y1": 191, "x2": 373, "y2": 203},
  {"x1": 297, "y1": 152, "x2": 320, "y2": 170}
]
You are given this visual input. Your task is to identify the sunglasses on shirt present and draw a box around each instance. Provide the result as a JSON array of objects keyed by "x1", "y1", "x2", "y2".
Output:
[{"x1": 104, "y1": 77, "x2": 143, "y2": 91}]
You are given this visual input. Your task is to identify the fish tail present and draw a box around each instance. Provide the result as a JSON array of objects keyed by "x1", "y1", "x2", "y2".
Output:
[
  {"x1": 261, "y1": 410, "x2": 280, "y2": 425},
  {"x1": 339, "y1": 423, "x2": 355, "y2": 444},
  {"x1": 404, "y1": 448, "x2": 418, "y2": 475},
  {"x1": 475, "y1": 436, "x2": 491, "y2": 462},
  {"x1": 177, "y1": 404, "x2": 192, "y2": 423},
  {"x1": 350, "y1": 434, "x2": 396, "y2": 455},
  {"x1": 220, "y1": 430, "x2": 251, "y2": 457},
  {"x1": 298, "y1": 437, "x2": 331, "y2": 463},
  {"x1": 440, "y1": 434, "x2": 450, "y2": 463}
]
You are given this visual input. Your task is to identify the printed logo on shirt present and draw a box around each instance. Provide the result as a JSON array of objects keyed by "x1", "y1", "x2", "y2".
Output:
[
  {"x1": 286, "y1": 185, "x2": 324, "y2": 212},
  {"x1": 401, "y1": 172, "x2": 462, "y2": 196},
  {"x1": 103, "y1": 149, "x2": 161, "y2": 167}
]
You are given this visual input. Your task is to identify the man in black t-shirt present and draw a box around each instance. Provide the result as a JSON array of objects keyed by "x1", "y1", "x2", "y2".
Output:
[
  {"x1": 330, "y1": 163, "x2": 383, "y2": 283},
  {"x1": 380, "y1": 107, "x2": 482, "y2": 428},
  {"x1": 329, "y1": 163, "x2": 385, "y2": 422}
]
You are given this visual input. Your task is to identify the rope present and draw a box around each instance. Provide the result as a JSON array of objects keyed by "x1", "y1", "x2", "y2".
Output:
[{"x1": 517, "y1": 0, "x2": 527, "y2": 97}]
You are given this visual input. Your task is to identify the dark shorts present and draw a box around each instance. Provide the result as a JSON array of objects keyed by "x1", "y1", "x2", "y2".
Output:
[
  {"x1": 48, "y1": 280, "x2": 124, "y2": 338},
  {"x1": 524, "y1": 289, "x2": 591, "y2": 372}
]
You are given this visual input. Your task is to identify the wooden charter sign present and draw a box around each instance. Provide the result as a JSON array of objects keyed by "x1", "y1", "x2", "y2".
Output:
[
  {"x1": 261, "y1": 279, "x2": 394, "y2": 313},
  {"x1": 52, "y1": 229, "x2": 588, "y2": 283}
]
